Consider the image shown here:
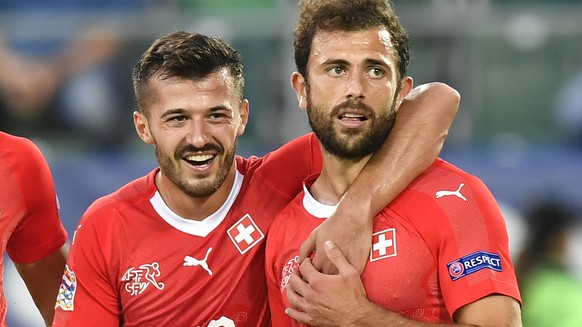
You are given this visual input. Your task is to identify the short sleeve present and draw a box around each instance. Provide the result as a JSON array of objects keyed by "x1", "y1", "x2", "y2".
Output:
[
  {"x1": 53, "y1": 211, "x2": 120, "y2": 326},
  {"x1": 6, "y1": 136, "x2": 67, "y2": 263}
]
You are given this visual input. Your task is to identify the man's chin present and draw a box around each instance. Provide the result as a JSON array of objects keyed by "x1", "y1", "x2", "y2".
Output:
[{"x1": 182, "y1": 184, "x2": 218, "y2": 198}]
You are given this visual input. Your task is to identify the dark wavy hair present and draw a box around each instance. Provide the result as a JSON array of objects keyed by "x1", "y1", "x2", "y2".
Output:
[
  {"x1": 132, "y1": 31, "x2": 244, "y2": 115},
  {"x1": 293, "y1": 0, "x2": 410, "y2": 80}
]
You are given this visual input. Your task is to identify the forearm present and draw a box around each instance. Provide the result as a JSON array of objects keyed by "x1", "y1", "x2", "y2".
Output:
[
  {"x1": 352, "y1": 302, "x2": 473, "y2": 327},
  {"x1": 351, "y1": 295, "x2": 521, "y2": 327},
  {"x1": 302, "y1": 82, "x2": 459, "y2": 272},
  {"x1": 16, "y1": 245, "x2": 68, "y2": 326},
  {"x1": 339, "y1": 82, "x2": 459, "y2": 217}
]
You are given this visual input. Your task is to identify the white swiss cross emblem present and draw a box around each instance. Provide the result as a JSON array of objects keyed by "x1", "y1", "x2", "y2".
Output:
[
  {"x1": 227, "y1": 214, "x2": 264, "y2": 254},
  {"x1": 370, "y1": 228, "x2": 397, "y2": 262}
]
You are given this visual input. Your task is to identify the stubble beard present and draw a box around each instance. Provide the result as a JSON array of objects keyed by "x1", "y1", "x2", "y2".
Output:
[
  {"x1": 305, "y1": 88, "x2": 397, "y2": 160},
  {"x1": 155, "y1": 140, "x2": 237, "y2": 198}
]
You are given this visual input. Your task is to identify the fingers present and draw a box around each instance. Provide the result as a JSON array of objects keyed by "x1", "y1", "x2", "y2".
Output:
[
  {"x1": 323, "y1": 241, "x2": 352, "y2": 273},
  {"x1": 298, "y1": 228, "x2": 317, "y2": 262},
  {"x1": 287, "y1": 258, "x2": 321, "y2": 309},
  {"x1": 309, "y1": 241, "x2": 353, "y2": 276},
  {"x1": 298, "y1": 257, "x2": 320, "y2": 282},
  {"x1": 286, "y1": 267, "x2": 316, "y2": 324},
  {"x1": 312, "y1": 245, "x2": 339, "y2": 275},
  {"x1": 285, "y1": 307, "x2": 312, "y2": 324},
  {"x1": 286, "y1": 270, "x2": 309, "y2": 313}
]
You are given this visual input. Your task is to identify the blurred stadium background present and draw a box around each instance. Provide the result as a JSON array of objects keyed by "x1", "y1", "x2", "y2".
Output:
[{"x1": 2, "y1": 0, "x2": 582, "y2": 325}]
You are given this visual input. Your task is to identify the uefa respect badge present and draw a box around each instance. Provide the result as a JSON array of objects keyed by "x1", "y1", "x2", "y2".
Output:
[{"x1": 447, "y1": 251, "x2": 502, "y2": 281}]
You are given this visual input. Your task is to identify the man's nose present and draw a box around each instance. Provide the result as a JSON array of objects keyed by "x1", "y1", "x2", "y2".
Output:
[
  {"x1": 186, "y1": 119, "x2": 211, "y2": 147},
  {"x1": 345, "y1": 72, "x2": 365, "y2": 100}
]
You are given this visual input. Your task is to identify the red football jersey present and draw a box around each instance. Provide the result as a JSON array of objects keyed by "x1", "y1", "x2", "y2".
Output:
[
  {"x1": 0, "y1": 132, "x2": 67, "y2": 325},
  {"x1": 266, "y1": 158, "x2": 521, "y2": 326},
  {"x1": 53, "y1": 133, "x2": 322, "y2": 326}
]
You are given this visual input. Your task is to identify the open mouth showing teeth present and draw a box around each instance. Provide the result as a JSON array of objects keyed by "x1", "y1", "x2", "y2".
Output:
[
  {"x1": 185, "y1": 154, "x2": 214, "y2": 166},
  {"x1": 339, "y1": 113, "x2": 367, "y2": 121}
]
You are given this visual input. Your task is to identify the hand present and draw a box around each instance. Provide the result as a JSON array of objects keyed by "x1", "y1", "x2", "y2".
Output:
[
  {"x1": 286, "y1": 241, "x2": 370, "y2": 326},
  {"x1": 299, "y1": 206, "x2": 372, "y2": 274}
]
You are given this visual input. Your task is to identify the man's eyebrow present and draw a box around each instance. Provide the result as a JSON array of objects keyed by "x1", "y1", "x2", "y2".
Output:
[
  {"x1": 364, "y1": 58, "x2": 390, "y2": 68},
  {"x1": 321, "y1": 58, "x2": 392, "y2": 70},
  {"x1": 321, "y1": 58, "x2": 351, "y2": 67},
  {"x1": 208, "y1": 105, "x2": 232, "y2": 112},
  {"x1": 365, "y1": 58, "x2": 395, "y2": 77},
  {"x1": 160, "y1": 105, "x2": 233, "y2": 118},
  {"x1": 160, "y1": 108, "x2": 187, "y2": 118}
]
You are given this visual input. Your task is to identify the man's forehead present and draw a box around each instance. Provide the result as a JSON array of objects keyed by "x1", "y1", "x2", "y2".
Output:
[
  {"x1": 312, "y1": 28, "x2": 394, "y2": 51},
  {"x1": 151, "y1": 68, "x2": 231, "y2": 86},
  {"x1": 146, "y1": 72, "x2": 239, "y2": 110},
  {"x1": 309, "y1": 28, "x2": 398, "y2": 70}
]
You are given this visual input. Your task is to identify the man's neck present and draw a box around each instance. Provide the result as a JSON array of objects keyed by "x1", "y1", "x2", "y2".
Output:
[
  {"x1": 155, "y1": 166, "x2": 236, "y2": 221},
  {"x1": 310, "y1": 151, "x2": 372, "y2": 206}
]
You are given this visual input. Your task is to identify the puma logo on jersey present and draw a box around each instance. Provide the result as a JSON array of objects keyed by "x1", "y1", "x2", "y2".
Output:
[
  {"x1": 184, "y1": 247, "x2": 213, "y2": 276},
  {"x1": 436, "y1": 183, "x2": 467, "y2": 201}
]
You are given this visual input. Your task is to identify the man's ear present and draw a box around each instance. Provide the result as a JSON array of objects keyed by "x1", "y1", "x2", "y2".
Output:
[
  {"x1": 396, "y1": 76, "x2": 414, "y2": 109},
  {"x1": 291, "y1": 72, "x2": 308, "y2": 110},
  {"x1": 237, "y1": 99, "x2": 250, "y2": 136},
  {"x1": 133, "y1": 111, "x2": 154, "y2": 144}
]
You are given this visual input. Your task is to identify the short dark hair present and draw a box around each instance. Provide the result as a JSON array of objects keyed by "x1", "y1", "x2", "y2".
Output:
[
  {"x1": 132, "y1": 31, "x2": 244, "y2": 114},
  {"x1": 293, "y1": 0, "x2": 410, "y2": 80}
]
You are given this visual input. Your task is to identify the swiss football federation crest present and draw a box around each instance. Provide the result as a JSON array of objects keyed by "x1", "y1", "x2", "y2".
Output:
[
  {"x1": 55, "y1": 265, "x2": 76, "y2": 311},
  {"x1": 370, "y1": 228, "x2": 397, "y2": 262},
  {"x1": 227, "y1": 214, "x2": 264, "y2": 254},
  {"x1": 122, "y1": 262, "x2": 165, "y2": 296},
  {"x1": 280, "y1": 255, "x2": 300, "y2": 291}
]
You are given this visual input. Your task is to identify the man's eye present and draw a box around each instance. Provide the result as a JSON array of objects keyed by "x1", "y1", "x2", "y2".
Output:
[
  {"x1": 328, "y1": 67, "x2": 345, "y2": 75},
  {"x1": 368, "y1": 68, "x2": 384, "y2": 78},
  {"x1": 162, "y1": 115, "x2": 188, "y2": 124},
  {"x1": 209, "y1": 113, "x2": 227, "y2": 119},
  {"x1": 170, "y1": 116, "x2": 187, "y2": 122}
]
